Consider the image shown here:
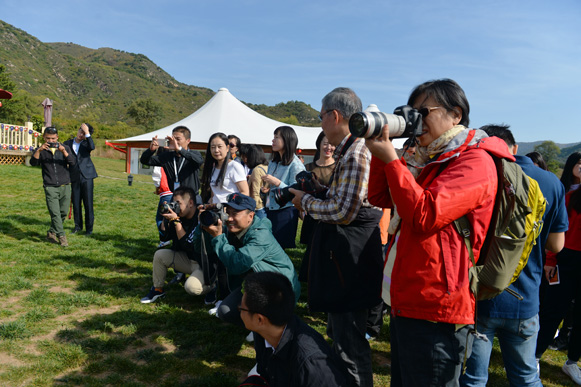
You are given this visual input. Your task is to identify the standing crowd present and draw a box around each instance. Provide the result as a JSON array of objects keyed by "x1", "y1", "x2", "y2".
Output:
[{"x1": 31, "y1": 79, "x2": 581, "y2": 387}]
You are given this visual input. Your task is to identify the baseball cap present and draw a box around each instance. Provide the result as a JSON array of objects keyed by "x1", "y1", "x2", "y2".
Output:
[{"x1": 226, "y1": 193, "x2": 256, "y2": 211}]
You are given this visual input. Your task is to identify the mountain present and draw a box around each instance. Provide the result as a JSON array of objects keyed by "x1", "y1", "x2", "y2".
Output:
[
  {"x1": 517, "y1": 141, "x2": 580, "y2": 163},
  {"x1": 0, "y1": 20, "x2": 320, "y2": 139}
]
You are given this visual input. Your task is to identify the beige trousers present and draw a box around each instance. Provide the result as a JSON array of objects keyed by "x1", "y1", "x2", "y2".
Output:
[{"x1": 152, "y1": 249, "x2": 212, "y2": 295}]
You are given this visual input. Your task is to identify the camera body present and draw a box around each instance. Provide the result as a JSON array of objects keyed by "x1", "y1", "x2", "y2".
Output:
[
  {"x1": 348, "y1": 105, "x2": 423, "y2": 139},
  {"x1": 161, "y1": 201, "x2": 181, "y2": 215},
  {"x1": 48, "y1": 142, "x2": 60, "y2": 148},
  {"x1": 200, "y1": 203, "x2": 228, "y2": 227},
  {"x1": 272, "y1": 171, "x2": 318, "y2": 207}
]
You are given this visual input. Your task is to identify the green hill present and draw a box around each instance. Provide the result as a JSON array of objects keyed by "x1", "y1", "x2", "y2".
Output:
[{"x1": 0, "y1": 19, "x2": 319, "y2": 140}]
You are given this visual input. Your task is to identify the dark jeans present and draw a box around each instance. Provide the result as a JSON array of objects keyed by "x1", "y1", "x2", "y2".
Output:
[
  {"x1": 391, "y1": 315, "x2": 473, "y2": 387},
  {"x1": 536, "y1": 247, "x2": 581, "y2": 360},
  {"x1": 327, "y1": 309, "x2": 372, "y2": 387},
  {"x1": 71, "y1": 177, "x2": 95, "y2": 232},
  {"x1": 217, "y1": 286, "x2": 244, "y2": 327}
]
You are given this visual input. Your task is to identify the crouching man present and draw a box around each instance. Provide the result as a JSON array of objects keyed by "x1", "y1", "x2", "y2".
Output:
[
  {"x1": 240, "y1": 271, "x2": 348, "y2": 387},
  {"x1": 141, "y1": 186, "x2": 213, "y2": 303},
  {"x1": 195, "y1": 193, "x2": 300, "y2": 326}
]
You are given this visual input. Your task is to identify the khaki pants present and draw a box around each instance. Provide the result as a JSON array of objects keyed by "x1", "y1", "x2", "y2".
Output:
[{"x1": 152, "y1": 249, "x2": 212, "y2": 295}]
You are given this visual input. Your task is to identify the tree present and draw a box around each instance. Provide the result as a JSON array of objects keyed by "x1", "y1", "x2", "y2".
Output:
[
  {"x1": 534, "y1": 140, "x2": 561, "y2": 174},
  {"x1": 127, "y1": 98, "x2": 164, "y2": 130}
]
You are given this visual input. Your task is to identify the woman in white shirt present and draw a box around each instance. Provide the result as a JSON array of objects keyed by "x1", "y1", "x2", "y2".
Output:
[{"x1": 200, "y1": 132, "x2": 249, "y2": 204}]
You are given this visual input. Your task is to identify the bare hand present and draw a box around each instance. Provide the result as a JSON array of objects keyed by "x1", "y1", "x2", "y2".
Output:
[
  {"x1": 289, "y1": 188, "x2": 305, "y2": 211},
  {"x1": 81, "y1": 123, "x2": 90, "y2": 135},
  {"x1": 364, "y1": 124, "x2": 399, "y2": 164},
  {"x1": 150, "y1": 135, "x2": 160, "y2": 152},
  {"x1": 160, "y1": 208, "x2": 177, "y2": 220},
  {"x1": 203, "y1": 219, "x2": 223, "y2": 237},
  {"x1": 166, "y1": 135, "x2": 179, "y2": 151},
  {"x1": 57, "y1": 143, "x2": 66, "y2": 153},
  {"x1": 544, "y1": 265, "x2": 557, "y2": 282},
  {"x1": 262, "y1": 174, "x2": 281, "y2": 187}
]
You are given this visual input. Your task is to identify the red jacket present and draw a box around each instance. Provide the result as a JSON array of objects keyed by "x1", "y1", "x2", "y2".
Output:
[
  {"x1": 368, "y1": 131, "x2": 513, "y2": 324},
  {"x1": 546, "y1": 190, "x2": 581, "y2": 266}
]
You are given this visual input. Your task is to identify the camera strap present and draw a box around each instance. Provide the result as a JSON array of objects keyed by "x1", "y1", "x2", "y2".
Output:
[{"x1": 328, "y1": 134, "x2": 356, "y2": 187}]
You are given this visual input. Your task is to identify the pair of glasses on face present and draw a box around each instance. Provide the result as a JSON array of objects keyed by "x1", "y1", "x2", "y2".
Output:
[
  {"x1": 417, "y1": 106, "x2": 444, "y2": 119},
  {"x1": 318, "y1": 109, "x2": 335, "y2": 121},
  {"x1": 229, "y1": 143, "x2": 238, "y2": 148}
]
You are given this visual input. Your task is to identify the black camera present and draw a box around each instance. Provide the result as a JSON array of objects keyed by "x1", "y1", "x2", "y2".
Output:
[
  {"x1": 48, "y1": 142, "x2": 60, "y2": 148},
  {"x1": 161, "y1": 201, "x2": 181, "y2": 215},
  {"x1": 348, "y1": 105, "x2": 423, "y2": 139},
  {"x1": 272, "y1": 171, "x2": 318, "y2": 207},
  {"x1": 199, "y1": 203, "x2": 228, "y2": 227}
]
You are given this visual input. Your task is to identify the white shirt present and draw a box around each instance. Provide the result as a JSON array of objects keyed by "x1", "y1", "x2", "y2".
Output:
[{"x1": 210, "y1": 161, "x2": 246, "y2": 204}]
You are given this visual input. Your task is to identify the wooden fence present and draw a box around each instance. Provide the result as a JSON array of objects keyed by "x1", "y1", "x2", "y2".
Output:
[{"x1": 0, "y1": 122, "x2": 41, "y2": 165}]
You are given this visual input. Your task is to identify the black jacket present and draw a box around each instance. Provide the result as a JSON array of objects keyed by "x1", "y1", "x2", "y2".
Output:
[
  {"x1": 30, "y1": 145, "x2": 76, "y2": 187},
  {"x1": 140, "y1": 147, "x2": 203, "y2": 193},
  {"x1": 63, "y1": 136, "x2": 98, "y2": 181},
  {"x1": 255, "y1": 315, "x2": 348, "y2": 387}
]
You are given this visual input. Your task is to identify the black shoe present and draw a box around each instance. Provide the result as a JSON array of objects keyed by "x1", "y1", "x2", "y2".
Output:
[
  {"x1": 168, "y1": 272, "x2": 186, "y2": 286},
  {"x1": 204, "y1": 287, "x2": 218, "y2": 305},
  {"x1": 85, "y1": 231, "x2": 93, "y2": 236},
  {"x1": 72, "y1": 228, "x2": 82, "y2": 234}
]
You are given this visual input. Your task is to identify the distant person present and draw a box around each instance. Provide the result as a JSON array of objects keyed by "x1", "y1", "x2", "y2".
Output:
[
  {"x1": 228, "y1": 134, "x2": 241, "y2": 162},
  {"x1": 526, "y1": 151, "x2": 549, "y2": 171},
  {"x1": 245, "y1": 144, "x2": 269, "y2": 219},
  {"x1": 30, "y1": 127, "x2": 76, "y2": 247},
  {"x1": 140, "y1": 125, "x2": 203, "y2": 197},
  {"x1": 461, "y1": 124, "x2": 567, "y2": 387},
  {"x1": 64, "y1": 123, "x2": 97, "y2": 235},
  {"x1": 262, "y1": 126, "x2": 306, "y2": 249},
  {"x1": 240, "y1": 271, "x2": 348, "y2": 387}
]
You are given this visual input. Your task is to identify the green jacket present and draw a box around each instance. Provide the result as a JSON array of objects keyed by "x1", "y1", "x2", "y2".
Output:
[{"x1": 193, "y1": 217, "x2": 301, "y2": 301}]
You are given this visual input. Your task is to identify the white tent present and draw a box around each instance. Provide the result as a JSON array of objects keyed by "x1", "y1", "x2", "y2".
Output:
[{"x1": 117, "y1": 87, "x2": 321, "y2": 149}]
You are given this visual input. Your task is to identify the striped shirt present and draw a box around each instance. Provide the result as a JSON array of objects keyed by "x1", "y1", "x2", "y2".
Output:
[{"x1": 301, "y1": 134, "x2": 372, "y2": 225}]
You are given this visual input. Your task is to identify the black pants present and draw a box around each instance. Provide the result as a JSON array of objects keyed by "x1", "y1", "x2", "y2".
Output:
[
  {"x1": 72, "y1": 177, "x2": 94, "y2": 232},
  {"x1": 536, "y1": 247, "x2": 581, "y2": 360}
]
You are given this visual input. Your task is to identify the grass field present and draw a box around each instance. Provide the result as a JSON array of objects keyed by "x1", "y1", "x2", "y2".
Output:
[{"x1": 0, "y1": 157, "x2": 575, "y2": 386}]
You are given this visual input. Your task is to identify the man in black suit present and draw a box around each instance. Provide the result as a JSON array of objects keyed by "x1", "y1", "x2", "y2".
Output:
[{"x1": 64, "y1": 123, "x2": 97, "y2": 235}]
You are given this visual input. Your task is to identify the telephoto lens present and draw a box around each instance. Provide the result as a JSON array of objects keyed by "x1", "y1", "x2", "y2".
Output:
[{"x1": 348, "y1": 105, "x2": 423, "y2": 139}]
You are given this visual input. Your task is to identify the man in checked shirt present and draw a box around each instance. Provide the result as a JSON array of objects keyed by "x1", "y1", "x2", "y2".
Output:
[{"x1": 290, "y1": 87, "x2": 383, "y2": 387}]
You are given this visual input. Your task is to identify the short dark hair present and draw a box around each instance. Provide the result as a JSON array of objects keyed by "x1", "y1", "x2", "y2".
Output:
[
  {"x1": 243, "y1": 271, "x2": 294, "y2": 326},
  {"x1": 84, "y1": 123, "x2": 94, "y2": 135},
  {"x1": 480, "y1": 124, "x2": 516, "y2": 148},
  {"x1": 228, "y1": 135, "x2": 241, "y2": 147},
  {"x1": 408, "y1": 79, "x2": 470, "y2": 127},
  {"x1": 173, "y1": 186, "x2": 197, "y2": 204},
  {"x1": 172, "y1": 126, "x2": 191, "y2": 140},
  {"x1": 245, "y1": 144, "x2": 267, "y2": 169},
  {"x1": 43, "y1": 127, "x2": 58, "y2": 135},
  {"x1": 271, "y1": 126, "x2": 298, "y2": 166},
  {"x1": 321, "y1": 87, "x2": 362, "y2": 120}
]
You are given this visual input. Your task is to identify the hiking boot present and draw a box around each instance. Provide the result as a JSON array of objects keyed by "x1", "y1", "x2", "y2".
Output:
[
  {"x1": 562, "y1": 362, "x2": 581, "y2": 385},
  {"x1": 46, "y1": 231, "x2": 58, "y2": 244},
  {"x1": 140, "y1": 287, "x2": 165, "y2": 304},
  {"x1": 58, "y1": 235, "x2": 68, "y2": 247}
]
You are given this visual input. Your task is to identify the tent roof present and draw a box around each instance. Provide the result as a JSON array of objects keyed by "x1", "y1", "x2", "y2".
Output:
[{"x1": 117, "y1": 88, "x2": 322, "y2": 150}]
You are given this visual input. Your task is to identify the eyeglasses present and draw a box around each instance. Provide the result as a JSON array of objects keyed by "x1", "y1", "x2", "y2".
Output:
[
  {"x1": 318, "y1": 109, "x2": 335, "y2": 121},
  {"x1": 238, "y1": 305, "x2": 254, "y2": 314},
  {"x1": 229, "y1": 142, "x2": 238, "y2": 148},
  {"x1": 418, "y1": 106, "x2": 443, "y2": 119}
]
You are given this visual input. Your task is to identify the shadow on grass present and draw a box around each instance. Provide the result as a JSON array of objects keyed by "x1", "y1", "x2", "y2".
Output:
[{"x1": 53, "y1": 306, "x2": 253, "y2": 385}]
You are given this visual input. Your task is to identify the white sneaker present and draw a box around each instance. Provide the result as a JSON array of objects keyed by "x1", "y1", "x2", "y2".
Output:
[
  {"x1": 208, "y1": 300, "x2": 222, "y2": 316},
  {"x1": 246, "y1": 331, "x2": 254, "y2": 342},
  {"x1": 536, "y1": 358, "x2": 540, "y2": 378},
  {"x1": 562, "y1": 361, "x2": 581, "y2": 385}
]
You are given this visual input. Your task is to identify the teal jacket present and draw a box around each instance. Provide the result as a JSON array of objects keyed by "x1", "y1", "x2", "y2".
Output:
[{"x1": 193, "y1": 217, "x2": 301, "y2": 301}]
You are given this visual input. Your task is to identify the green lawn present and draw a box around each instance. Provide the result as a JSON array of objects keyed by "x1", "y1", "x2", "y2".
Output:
[{"x1": 0, "y1": 157, "x2": 574, "y2": 386}]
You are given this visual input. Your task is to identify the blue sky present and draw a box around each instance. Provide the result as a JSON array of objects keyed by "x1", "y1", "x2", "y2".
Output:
[{"x1": 1, "y1": 0, "x2": 580, "y2": 143}]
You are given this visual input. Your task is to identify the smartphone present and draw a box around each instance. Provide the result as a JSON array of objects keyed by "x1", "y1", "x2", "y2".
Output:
[{"x1": 549, "y1": 265, "x2": 560, "y2": 285}]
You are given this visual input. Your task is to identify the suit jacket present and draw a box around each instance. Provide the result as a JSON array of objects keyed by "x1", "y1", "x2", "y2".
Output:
[{"x1": 64, "y1": 136, "x2": 98, "y2": 182}]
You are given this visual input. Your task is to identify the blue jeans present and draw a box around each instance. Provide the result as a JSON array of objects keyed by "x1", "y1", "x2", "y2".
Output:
[
  {"x1": 460, "y1": 314, "x2": 541, "y2": 387},
  {"x1": 254, "y1": 208, "x2": 267, "y2": 219},
  {"x1": 155, "y1": 194, "x2": 173, "y2": 237}
]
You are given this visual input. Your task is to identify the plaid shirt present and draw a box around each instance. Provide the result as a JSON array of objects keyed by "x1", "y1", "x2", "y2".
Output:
[{"x1": 301, "y1": 134, "x2": 372, "y2": 225}]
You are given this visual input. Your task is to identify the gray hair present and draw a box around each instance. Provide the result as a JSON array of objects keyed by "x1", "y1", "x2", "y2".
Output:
[{"x1": 321, "y1": 87, "x2": 362, "y2": 119}]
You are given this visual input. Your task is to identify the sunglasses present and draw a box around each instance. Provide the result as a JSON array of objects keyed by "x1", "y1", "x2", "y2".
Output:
[
  {"x1": 44, "y1": 127, "x2": 58, "y2": 134},
  {"x1": 418, "y1": 106, "x2": 443, "y2": 119},
  {"x1": 229, "y1": 142, "x2": 238, "y2": 148}
]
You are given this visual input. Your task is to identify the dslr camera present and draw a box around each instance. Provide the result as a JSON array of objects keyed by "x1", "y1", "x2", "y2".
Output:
[
  {"x1": 161, "y1": 201, "x2": 181, "y2": 215},
  {"x1": 349, "y1": 105, "x2": 423, "y2": 139},
  {"x1": 48, "y1": 142, "x2": 60, "y2": 148},
  {"x1": 199, "y1": 203, "x2": 229, "y2": 227},
  {"x1": 271, "y1": 171, "x2": 320, "y2": 207}
]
